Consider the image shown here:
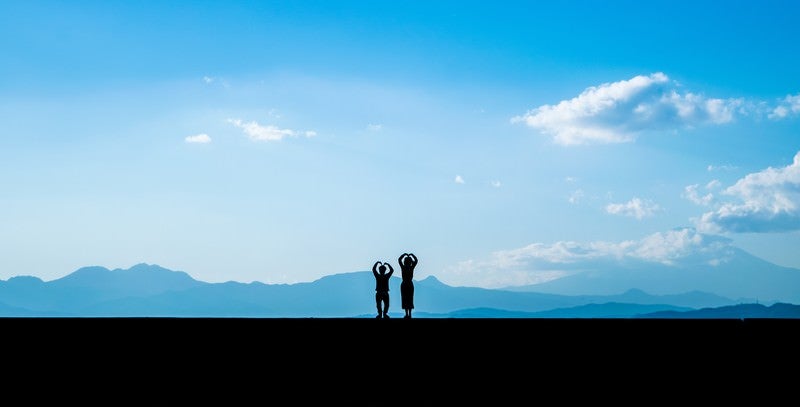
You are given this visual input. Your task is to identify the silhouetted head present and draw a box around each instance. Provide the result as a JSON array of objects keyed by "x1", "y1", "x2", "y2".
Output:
[
  {"x1": 403, "y1": 257, "x2": 413, "y2": 267},
  {"x1": 379, "y1": 265, "x2": 387, "y2": 274}
]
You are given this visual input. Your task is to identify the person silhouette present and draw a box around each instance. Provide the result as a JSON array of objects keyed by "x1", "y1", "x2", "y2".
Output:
[
  {"x1": 372, "y1": 261, "x2": 394, "y2": 319},
  {"x1": 398, "y1": 253, "x2": 418, "y2": 319}
]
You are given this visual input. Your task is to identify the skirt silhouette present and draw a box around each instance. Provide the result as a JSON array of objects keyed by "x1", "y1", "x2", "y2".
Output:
[{"x1": 401, "y1": 280, "x2": 414, "y2": 309}]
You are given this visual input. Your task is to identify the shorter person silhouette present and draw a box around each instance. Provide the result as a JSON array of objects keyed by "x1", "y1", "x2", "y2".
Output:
[{"x1": 372, "y1": 261, "x2": 394, "y2": 319}]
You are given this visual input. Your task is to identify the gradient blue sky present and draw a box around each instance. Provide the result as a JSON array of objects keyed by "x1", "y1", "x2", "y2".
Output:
[{"x1": 2, "y1": 0, "x2": 799, "y2": 286}]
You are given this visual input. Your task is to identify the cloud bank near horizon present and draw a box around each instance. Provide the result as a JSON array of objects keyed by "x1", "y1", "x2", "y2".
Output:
[{"x1": 440, "y1": 228, "x2": 734, "y2": 289}]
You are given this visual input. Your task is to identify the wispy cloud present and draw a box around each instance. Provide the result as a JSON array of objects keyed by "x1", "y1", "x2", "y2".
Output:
[
  {"x1": 185, "y1": 133, "x2": 212, "y2": 144},
  {"x1": 511, "y1": 72, "x2": 746, "y2": 145},
  {"x1": 490, "y1": 180, "x2": 502, "y2": 188},
  {"x1": 202, "y1": 76, "x2": 214, "y2": 84},
  {"x1": 707, "y1": 164, "x2": 738, "y2": 172},
  {"x1": 695, "y1": 151, "x2": 800, "y2": 233},
  {"x1": 769, "y1": 93, "x2": 800, "y2": 119},
  {"x1": 454, "y1": 175, "x2": 465, "y2": 184},
  {"x1": 683, "y1": 180, "x2": 720, "y2": 206},
  {"x1": 440, "y1": 228, "x2": 733, "y2": 288},
  {"x1": 567, "y1": 189, "x2": 584, "y2": 204},
  {"x1": 228, "y1": 119, "x2": 314, "y2": 142},
  {"x1": 606, "y1": 197, "x2": 660, "y2": 219},
  {"x1": 367, "y1": 124, "x2": 382, "y2": 131}
]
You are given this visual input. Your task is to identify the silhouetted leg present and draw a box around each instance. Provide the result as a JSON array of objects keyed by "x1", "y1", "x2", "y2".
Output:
[
  {"x1": 375, "y1": 293, "x2": 382, "y2": 318},
  {"x1": 383, "y1": 296, "x2": 390, "y2": 318}
]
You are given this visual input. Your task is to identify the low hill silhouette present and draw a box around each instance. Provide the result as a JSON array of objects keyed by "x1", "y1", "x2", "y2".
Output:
[{"x1": 639, "y1": 302, "x2": 800, "y2": 318}]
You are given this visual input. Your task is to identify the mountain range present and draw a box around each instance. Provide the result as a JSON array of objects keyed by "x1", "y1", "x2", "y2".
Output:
[
  {"x1": 500, "y1": 243, "x2": 800, "y2": 303},
  {"x1": 1, "y1": 262, "x2": 794, "y2": 318}
]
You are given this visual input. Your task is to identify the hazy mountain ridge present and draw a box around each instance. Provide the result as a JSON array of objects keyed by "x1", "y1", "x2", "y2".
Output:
[
  {"x1": 0, "y1": 264, "x2": 205, "y2": 313},
  {"x1": 639, "y1": 302, "x2": 800, "y2": 319},
  {"x1": 0, "y1": 263, "x2": 781, "y2": 317},
  {"x1": 409, "y1": 302, "x2": 693, "y2": 318},
  {"x1": 504, "y1": 247, "x2": 800, "y2": 303}
]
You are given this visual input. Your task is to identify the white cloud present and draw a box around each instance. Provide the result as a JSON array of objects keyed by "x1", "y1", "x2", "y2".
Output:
[
  {"x1": 769, "y1": 93, "x2": 800, "y2": 119},
  {"x1": 770, "y1": 106, "x2": 790, "y2": 119},
  {"x1": 454, "y1": 175, "x2": 465, "y2": 184},
  {"x1": 568, "y1": 189, "x2": 584, "y2": 204},
  {"x1": 683, "y1": 184, "x2": 714, "y2": 206},
  {"x1": 695, "y1": 151, "x2": 800, "y2": 233},
  {"x1": 185, "y1": 133, "x2": 212, "y2": 144},
  {"x1": 511, "y1": 72, "x2": 745, "y2": 145},
  {"x1": 203, "y1": 76, "x2": 214, "y2": 84},
  {"x1": 490, "y1": 180, "x2": 502, "y2": 188},
  {"x1": 440, "y1": 228, "x2": 733, "y2": 288},
  {"x1": 605, "y1": 197, "x2": 660, "y2": 219},
  {"x1": 707, "y1": 164, "x2": 737, "y2": 172},
  {"x1": 228, "y1": 119, "x2": 314, "y2": 142},
  {"x1": 630, "y1": 228, "x2": 731, "y2": 265},
  {"x1": 440, "y1": 259, "x2": 570, "y2": 289},
  {"x1": 367, "y1": 124, "x2": 382, "y2": 131}
]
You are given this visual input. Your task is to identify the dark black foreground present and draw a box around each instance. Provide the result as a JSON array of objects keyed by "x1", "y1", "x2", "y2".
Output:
[
  {"x1": 5, "y1": 317, "x2": 796, "y2": 355},
  {"x1": 3, "y1": 318, "x2": 797, "y2": 400}
]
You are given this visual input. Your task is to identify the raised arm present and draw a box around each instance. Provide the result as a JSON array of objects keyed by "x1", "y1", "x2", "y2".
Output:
[
  {"x1": 409, "y1": 253, "x2": 418, "y2": 267},
  {"x1": 398, "y1": 253, "x2": 407, "y2": 264},
  {"x1": 373, "y1": 261, "x2": 381, "y2": 276},
  {"x1": 385, "y1": 263, "x2": 394, "y2": 277}
]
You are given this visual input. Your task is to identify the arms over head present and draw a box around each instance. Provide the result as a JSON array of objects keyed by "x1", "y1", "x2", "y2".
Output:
[{"x1": 401, "y1": 253, "x2": 418, "y2": 267}]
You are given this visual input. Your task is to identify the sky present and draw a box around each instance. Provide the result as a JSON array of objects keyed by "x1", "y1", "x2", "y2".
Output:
[{"x1": 1, "y1": 0, "x2": 799, "y2": 286}]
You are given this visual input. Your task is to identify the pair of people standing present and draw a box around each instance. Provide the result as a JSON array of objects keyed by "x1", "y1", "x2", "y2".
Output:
[{"x1": 372, "y1": 253, "x2": 418, "y2": 319}]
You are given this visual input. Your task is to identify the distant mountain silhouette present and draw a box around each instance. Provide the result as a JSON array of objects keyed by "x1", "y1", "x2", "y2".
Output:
[
  {"x1": 0, "y1": 264, "x2": 755, "y2": 317},
  {"x1": 411, "y1": 302, "x2": 691, "y2": 318},
  {"x1": 55, "y1": 263, "x2": 201, "y2": 294},
  {"x1": 0, "y1": 263, "x2": 204, "y2": 314},
  {"x1": 505, "y1": 247, "x2": 800, "y2": 303},
  {"x1": 639, "y1": 302, "x2": 800, "y2": 319},
  {"x1": 0, "y1": 299, "x2": 64, "y2": 317},
  {"x1": 411, "y1": 301, "x2": 800, "y2": 318},
  {"x1": 580, "y1": 288, "x2": 737, "y2": 309},
  {"x1": 527, "y1": 302, "x2": 693, "y2": 318}
]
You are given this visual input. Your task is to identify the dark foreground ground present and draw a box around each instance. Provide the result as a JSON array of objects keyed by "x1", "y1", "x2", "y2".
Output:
[
  {"x1": 4, "y1": 318, "x2": 798, "y2": 400},
  {"x1": 5, "y1": 317, "x2": 797, "y2": 358}
]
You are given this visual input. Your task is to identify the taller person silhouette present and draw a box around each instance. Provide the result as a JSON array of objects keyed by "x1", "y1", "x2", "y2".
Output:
[
  {"x1": 398, "y1": 253, "x2": 418, "y2": 319},
  {"x1": 372, "y1": 261, "x2": 394, "y2": 319}
]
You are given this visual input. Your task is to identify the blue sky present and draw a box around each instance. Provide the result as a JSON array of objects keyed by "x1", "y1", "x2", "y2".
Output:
[{"x1": 1, "y1": 0, "x2": 799, "y2": 286}]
